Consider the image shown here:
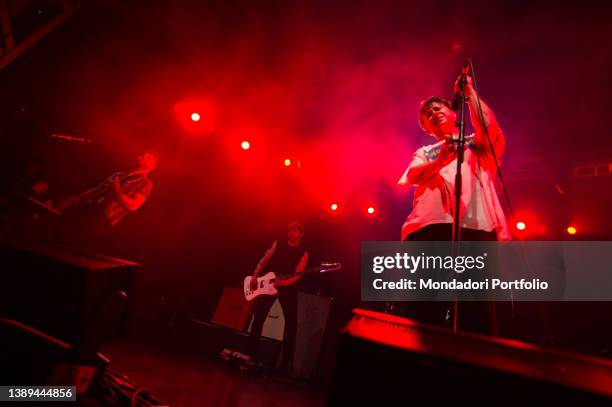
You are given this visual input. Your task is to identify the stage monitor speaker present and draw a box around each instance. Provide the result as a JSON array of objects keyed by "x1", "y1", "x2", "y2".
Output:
[
  {"x1": 328, "y1": 309, "x2": 612, "y2": 404},
  {"x1": 0, "y1": 243, "x2": 138, "y2": 343}
]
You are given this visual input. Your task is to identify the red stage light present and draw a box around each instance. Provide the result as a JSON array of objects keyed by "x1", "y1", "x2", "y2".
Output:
[
  {"x1": 567, "y1": 226, "x2": 577, "y2": 235},
  {"x1": 241, "y1": 141, "x2": 250, "y2": 150},
  {"x1": 367, "y1": 206, "x2": 376, "y2": 215},
  {"x1": 173, "y1": 97, "x2": 217, "y2": 133},
  {"x1": 284, "y1": 159, "x2": 291, "y2": 167},
  {"x1": 516, "y1": 221, "x2": 526, "y2": 231},
  {"x1": 330, "y1": 203, "x2": 338, "y2": 211}
]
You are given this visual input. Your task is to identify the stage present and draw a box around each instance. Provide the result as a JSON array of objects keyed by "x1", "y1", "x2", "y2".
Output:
[{"x1": 98, "y1": 338, "x2": 325, "y2": 407}]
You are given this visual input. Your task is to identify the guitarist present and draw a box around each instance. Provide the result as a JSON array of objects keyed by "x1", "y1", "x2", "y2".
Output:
[
  {"x1": 58, "y1": 150, "x2": 159, "y2": 245},
  {"x1": 246, "y1": 222, "x2": 309, "y2": 373}
]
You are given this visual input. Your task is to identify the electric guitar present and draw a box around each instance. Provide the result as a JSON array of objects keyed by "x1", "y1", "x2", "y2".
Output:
[
  {"x1": 243, "y1": 262, "x2": 341, "y2": 301},
  {"x1": 59, "y1": 170, "x2": 141, "y2": 215}
]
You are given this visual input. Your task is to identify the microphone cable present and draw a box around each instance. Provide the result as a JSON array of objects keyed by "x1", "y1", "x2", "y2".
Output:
[{"x1": 467, "y1": 59, "x2": 555, "y2": 345}]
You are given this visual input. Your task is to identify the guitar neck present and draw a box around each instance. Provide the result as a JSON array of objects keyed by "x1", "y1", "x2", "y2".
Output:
[
  {"x1": 25, "y1": 196, "x2": 61, "y2": 216},
  {"x1": 275, "y1": 265, "x2": 337, "y2": 280}
]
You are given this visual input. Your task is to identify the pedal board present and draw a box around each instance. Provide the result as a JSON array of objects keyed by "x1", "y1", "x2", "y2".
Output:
[{"x1": 219, "y1": 348, "x2": 267, "y2": 373}]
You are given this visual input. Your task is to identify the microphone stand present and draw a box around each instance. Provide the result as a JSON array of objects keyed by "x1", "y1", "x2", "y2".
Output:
[
  {"x1": 453, "y1": 74, "x2": 468, "y2": 242},
  {"x1": 450, "y1": 73, "x2": 468, "y2": 333},
  {"x1": 446, "y1": 62, "x2": 553, "y2": 342}
]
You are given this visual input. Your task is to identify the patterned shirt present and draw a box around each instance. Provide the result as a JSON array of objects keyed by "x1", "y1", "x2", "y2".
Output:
[
  {"x1": 398, "y1": 134, "x2": 510, "y2": 240},
  {"x1": 102, "y1": 173, "x2": 152, "y2": 226}
]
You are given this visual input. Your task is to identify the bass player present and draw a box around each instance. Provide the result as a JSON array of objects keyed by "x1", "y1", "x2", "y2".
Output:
[{"x1": 245, "y1": 222, "x2": 309, "y2": 373}]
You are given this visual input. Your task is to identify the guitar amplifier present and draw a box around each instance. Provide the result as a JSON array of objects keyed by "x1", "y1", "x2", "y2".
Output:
[
  {"x1": 212, "y1": 287, "x2": 252, "y2": 330},
  {"x1": 210, "y1": 286, "x2": 332, "y2": 378},
  {"x1": 212, "y1": 286, "x2": 285, "y2": 340},
  {"x1": 0, "y1": 243, "x2": 138, "y2": 343}
]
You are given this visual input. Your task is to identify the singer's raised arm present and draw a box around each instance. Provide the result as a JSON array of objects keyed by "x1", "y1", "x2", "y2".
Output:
[{"x1": 458, "y1": 75, "x2": 505, "y2": 159}]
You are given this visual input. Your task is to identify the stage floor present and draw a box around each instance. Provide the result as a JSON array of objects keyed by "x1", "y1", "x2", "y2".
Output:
[{"x1": 99, "y1": 339, "x2": 326, "y2": 407}]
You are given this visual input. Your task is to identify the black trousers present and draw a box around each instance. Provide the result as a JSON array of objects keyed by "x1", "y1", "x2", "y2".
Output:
[
  {"x1": 246, "y1": 288, "x2": 297, "y2": 368},
  {"x1": 402, "y1": 223, "x2": 498, "y2": 336},
  {"x1": 404, "y1": 223, "x2": 497, "y2": 242}
]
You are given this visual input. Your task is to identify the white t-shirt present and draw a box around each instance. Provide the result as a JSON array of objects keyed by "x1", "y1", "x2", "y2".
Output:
[{"x1": 398, "y1": 134, "x2": 511, "y2": 241}]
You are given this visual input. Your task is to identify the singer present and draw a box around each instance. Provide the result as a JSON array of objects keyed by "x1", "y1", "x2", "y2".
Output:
[
  {"x1": 395, "y1": 68, "x2": 510, "y2": 334},
  {"x1": 397, "y1": 71, "x2": 510, "y2": 242}
]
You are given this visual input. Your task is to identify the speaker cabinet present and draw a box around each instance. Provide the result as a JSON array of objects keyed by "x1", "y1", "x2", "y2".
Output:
[{"x1": 0, "y1": 244, "x2": 138, "y2": 342}]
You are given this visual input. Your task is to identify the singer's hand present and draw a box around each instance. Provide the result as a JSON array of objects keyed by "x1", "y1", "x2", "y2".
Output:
[
  {"x1": 454, "y1": 75, "x2": 475, "y2": 98},
  {"x1": 436, "y1": 142, "x2": 457, "y2": 166}
]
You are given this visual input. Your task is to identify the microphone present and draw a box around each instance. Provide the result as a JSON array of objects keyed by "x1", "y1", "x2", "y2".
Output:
[{"x1": 451, "y1": 60, "x2": 471, "y2": 111}]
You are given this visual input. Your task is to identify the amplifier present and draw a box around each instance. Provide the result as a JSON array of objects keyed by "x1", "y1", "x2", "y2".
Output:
[{"x1": 0, "y1": 244, "x2": 138, "y2": 342}]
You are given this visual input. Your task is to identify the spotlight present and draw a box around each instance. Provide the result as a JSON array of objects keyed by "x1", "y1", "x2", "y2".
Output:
[
  {"x1": 330, "y1": 203, "x2": 338, "y2": 211},
  {"x1": 567, "y1": 226, "x2": 577, "y2": 235},
  {"x1": 367, "y1": 206, "x2": 376, "y2": 215},
  {"x1": 241, "y1": 141, "x2": 250, "y2": 150},
  {"x1": 516, "y1": 221, "x2": 526, "y2": 231},
  {"x1": 173, "y1": 97, "x2": 217, "y2": 133},
  {"x1": 284, "y1": 159, "x2": 291, "y2": 167}
]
